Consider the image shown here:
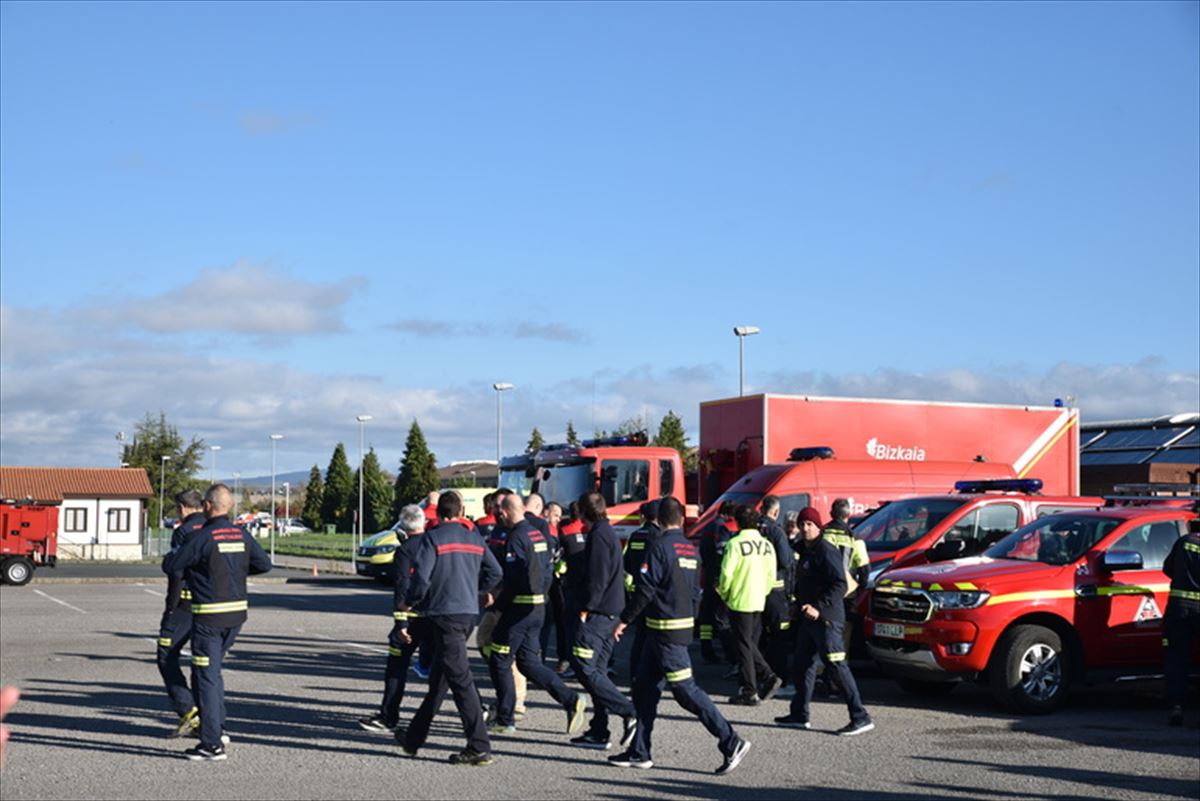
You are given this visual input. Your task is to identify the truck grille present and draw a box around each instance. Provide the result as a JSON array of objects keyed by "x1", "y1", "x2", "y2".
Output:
[{"x1": 871, "y1": 588, "x2": 932, "y2": 623}]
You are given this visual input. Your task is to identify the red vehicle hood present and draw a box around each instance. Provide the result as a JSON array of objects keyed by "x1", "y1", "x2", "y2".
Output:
[{"x1": 879, "y1": 556, "x2": 1067, "y2": 590}]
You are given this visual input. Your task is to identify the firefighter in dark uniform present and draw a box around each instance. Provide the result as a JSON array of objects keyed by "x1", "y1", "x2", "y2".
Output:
[
  {"x1": 698, "y1": 501, "x2": 738, "y2": 664},
  {"x1": 757, "y1": 495, "x2": 794, "y2": 690},
  {"x1": 162, "y1": 484, "x2": 272, "y2": 760},
  {"x1": 358, "y1": 504, "x2": 429, "y2": 732},
  {"x1": 558, "y1": 499, "x2": 590, "y2": 675},
  {"x1": 623, "y1": 500, "x2": 662, "y2": 682},
  {"x1": 775, "y1": 507, "x2": 873, "y2": 735},
  {"x1": 486, "y1": 494, "x2": 587, "y2": 736},
  {"x1": 611, "y1": 498, "x2": 751, "y2": 775},
  {"x1": 1164, "y1": 518, "x2": 1200, "y2": 726},
  {"x1": 158, "y1": 489, "x2": 207, "y2": 737},
  {"x1": 569, "y1": 492, "x2": 638, "y2": 750},
  {"x1": 398, "y1": 492, "x2": 503, "y2": 765}
]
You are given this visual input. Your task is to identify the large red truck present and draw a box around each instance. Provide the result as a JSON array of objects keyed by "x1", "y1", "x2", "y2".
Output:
[{"x1": 1, "y1": 500, "x2": 59, "y2": 585}]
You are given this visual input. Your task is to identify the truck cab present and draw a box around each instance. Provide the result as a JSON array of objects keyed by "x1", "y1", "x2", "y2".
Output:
[{"x1": 1, "y1": 500, "x2": 59, "y2": 585}]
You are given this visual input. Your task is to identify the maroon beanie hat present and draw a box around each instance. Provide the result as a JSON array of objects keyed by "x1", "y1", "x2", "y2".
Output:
[{"x1": 797, "y1": 507, "x2": 824, "y2": 528}]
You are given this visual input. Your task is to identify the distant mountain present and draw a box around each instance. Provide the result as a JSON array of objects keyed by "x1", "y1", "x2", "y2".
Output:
[{"x1": 222, "y1": 470, "x2": 313, "y2": 491}]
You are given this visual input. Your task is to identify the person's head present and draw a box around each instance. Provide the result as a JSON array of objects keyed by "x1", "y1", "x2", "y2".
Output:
[
  {"x1": 639, "y1": 500, "x2": 661, "y2": 526},
  {"x1": 398, "y1": 504, "x2": 426, "y2": 535},
  {"x1": 718, "y1": 500, "x2": 737, "y2": 520},
  {"x1": 524, "y1": 492, "x2": 545, "y2": 516},
  {"x1": 761, "y1": 495, "x2": 781, "y2": 520},
  {"x1": 426, "y1": 490, "x2": 440, "y2": 508},
  {"x1": 175, "y1": 489, "x2": 204, "y2": 517},
  {"x1": 497, "y1": 493, "x2": 526, "y2": 526},
  {"x1": 657, "y1": 497, "x2": 684, "y2": 529},
  {"x1": 797, "y1": 506, "x2": 823, "y2": 541},
  {"x1": 436, "y1": 491, "x2": 463, "y2": 521},
  {"x1": 578, "y1": 492, "x2": 608, "y2": 524},
  {"x1": 482, "y1": 492, "x2": 496, "y2": 514},
  {"x1": 203, "y1": 484, "x2": 234, "y2": 518},
  {"x1": 545, "y1": 502, "x2": 563, "y2": 527},
  {"x1": 567, "y1": 501, "x2": 580, "y2": 523},
  {"x1": 784, "y1": 510, "x2": 800, "y2": 537},
  {"x1": 734, "y1": 504, "x2": 759, "y2": 531},
  {"x1": 831, "y1": 498, "x2": 851, "y2": 523}
]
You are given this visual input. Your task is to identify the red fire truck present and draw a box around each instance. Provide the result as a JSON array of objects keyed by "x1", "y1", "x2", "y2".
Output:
[
  {"x1": 1, "y1": 500, "x2": 59, "y2": 585},
  {"x1": 500, "y1": 433, "x2": 686, "y2": 539}
]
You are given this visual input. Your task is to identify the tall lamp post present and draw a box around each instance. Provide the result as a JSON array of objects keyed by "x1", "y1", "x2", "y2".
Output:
[
  {"x1": 492, "y1": 383, "x2": 513, "y2": 464},
  {"x1": 159, "y1": 455, "x2": 171, "y2": 528},
  {"x1": 355, "y1": 415, "x2": 373, "y2": 562},
  {"x1": 733, "y1": 326, "x2": 760, "y2": 397},
  {"x1": 209, "y1": 445, "x2": 222, "y2": 484},
  {"x1": 269, "y1": 434, "x2": 283, "y2": 563}
]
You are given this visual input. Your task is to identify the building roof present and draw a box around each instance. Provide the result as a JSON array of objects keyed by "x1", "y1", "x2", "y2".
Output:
[
  {"x1": 1080, "y1": 413, "x2": 1200, "y2": 467},
  {"x1": 0, "y1": 467, "x2": 153, "y2": 504}
]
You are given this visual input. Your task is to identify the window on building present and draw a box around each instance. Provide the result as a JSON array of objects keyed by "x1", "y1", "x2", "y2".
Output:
[
  {"x1": 64, "y1": 508, "x2": 88, "y2": 533},
  {"x1": 107, "y1": 508, "x2": 131, "y2": 533}
]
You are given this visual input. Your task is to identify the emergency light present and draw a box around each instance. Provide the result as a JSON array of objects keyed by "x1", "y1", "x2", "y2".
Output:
[
  {"x1": 954, "y1": 479, "x2": 1043, "y2": 495},
  {"x1": 787, "y1": 447, "x2": 835, "y2": 462},
  {"x1": 581, "y1": 432, "x2": 649, "y2": 448}
]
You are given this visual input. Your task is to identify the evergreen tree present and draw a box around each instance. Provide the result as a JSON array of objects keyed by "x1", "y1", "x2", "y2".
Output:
[
  {"x1": 120, "y1": 411, "x2": 206, "y2": 527},
  {"x1": 321, "y1": 443, "x2": 355, "y2": 533},
  {"x1": 526, "y1": 427, "x2": 545, "y2": 454},
  {"x1": 301, "y1": 465, "x2": 324, "y2": 531},
  {"x1": 360, "y1": 448, "x2": 395, "y2": 532},
  {"x1": 614, "y1": 414, "x2": 650, "y2": 436},
  {"x1": 393, "y1": 420, "x2": 440, "y2": 516},
  {"x1": 565, "y1": 420, "x2": 580, "y2": 447},
  {"x1": 653, "y1": 409, "x2": 696, "y2": 470}
]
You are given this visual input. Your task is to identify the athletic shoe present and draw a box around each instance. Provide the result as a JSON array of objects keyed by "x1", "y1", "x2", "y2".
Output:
[
  {"x1": 1168, "y1": 705, "x2": 1184, "y2": 727},
  {"x1": 773, "y1": 714, "x2": 810, "y2": 729},
  {"x1": 357, "y1": 714, "x2": 397, "y2": 733},
  {"x1": 837, "y1": 720, "x2": 875, "y2": 737},
  {"x1": 728, "y1": 693, "x2": 760, "y2": 706},
  {"x1": 608, "y1": 750, "x2": 653, "y2": 769},
  {"x1": 171, "y1": 707, "x2": 199, "y2": 738},
  {"x1": 570, "y1": 732, "x2": 611, "y2": 750},
  {"x1": 394, "y1": 729, "x2": 418, "y2": 757},
  {"x1": 759, "y1": 675, "x2": 783, "y2": 702},
  {"x1": 412, "y1": 663, "x2": 430, "y2": 680},
  {"x1": 488, "y1": 722, "x2": 517, "y2": 735},
  {"x1": 715, "y1": 738, "x2": 751, "y2": 776},
  {"x1": 566, "y1": 695, "x2": 587, "y2": 735},
  {"x1": 449, "y1": 748, "x2": 494, "y2": 766},
  {"x1": 183, "y1": 744, "x2": 227, "y2": 761},
  {"x1": 619, "y1": 716, "x2": 638, "y2": 749}
]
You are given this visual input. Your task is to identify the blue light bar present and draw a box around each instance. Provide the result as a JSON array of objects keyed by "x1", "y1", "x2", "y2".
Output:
[
  {"x1": 787, "y1": 447, "x2": 835, "y2": 462},
  {"x1": 581, "y1": 432, "x2": 649, "y2": 448},
  {"x1": 954, "y1": 479, "x2": 1044, "y2": 494}
]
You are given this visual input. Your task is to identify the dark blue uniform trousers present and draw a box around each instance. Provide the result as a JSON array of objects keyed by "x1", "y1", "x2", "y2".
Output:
[
  {"x1": 157, "y1": 605, "x2": 196, "y2": 716},
  {"x1": 402, "y1": 615, "x2": 490, "y2": 754},
  {"x1": 630, "y1": 638, "x2": 739, "y2": 761},
  {"x1": 1165, "y1": 612, "x2": 1200, "y2": 706},
  {"x1": 379, "y1": 618, "x2": 430, "y2": 727},
  {"x1": 571, "y1": 614, "x2": 635, "y2": 738},
  {"x1": 488, "y1": 606, "x2": 579, "y2": 726},
  {"x1": 190, "y1": 620, "x2": 242, "y2": 748},
  {"x1": 791, "y1": 619, "x2": 870, "y2": 726}
]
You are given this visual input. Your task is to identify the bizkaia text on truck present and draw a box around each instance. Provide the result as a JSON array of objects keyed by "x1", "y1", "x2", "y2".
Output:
[
  {"x1": 864, "y1": 493, "x2": 1200, "y2": 714},
  {"x1": 499, "y1": 433, "x2": 686, "y2": 539},
  {"x1": 690, "y1": 394, "x2": 1080, "y2": 537},
  {"x1": 1, "y1": 500, "x2": 59, "y2": 585}
]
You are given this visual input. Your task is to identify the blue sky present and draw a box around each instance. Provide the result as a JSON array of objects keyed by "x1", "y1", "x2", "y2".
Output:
[{"x1": 2, "y1": 1, "x2": 1197, "y2": 478}]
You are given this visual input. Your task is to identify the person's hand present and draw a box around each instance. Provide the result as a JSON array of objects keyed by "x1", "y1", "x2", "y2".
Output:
[
  {"x1": 613, "y1": 622, "x2": 628, "y2": 642},
  {"x1": 0, "y1": 685, "x2": 20, "y2": 769},
  {"x1": 801, "y1": 604, "x2": 819, "y2": 621},
  {"x1": 579, "y1": 610, "x2": 589, "y2": 623},
  {"x1": 398, "y1": 628, "x2": 413, "y2": 646}
]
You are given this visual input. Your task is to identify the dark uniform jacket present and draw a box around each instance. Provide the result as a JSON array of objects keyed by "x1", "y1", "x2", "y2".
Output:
[
  {"x1": 699, "y1": 518, "x2": 735, "y2": 593},
  {"x1": 164, "y1": 512, "x2": 208, "y2": 613},
  {"x1": 392, "y1": 529, "x2": 424, "y2": 626},
  {"x1": 407, "y1": 521, "x2": 502, "y2": 618},
  {"x1": 583, "y1": 519, "x2": 625, "y2": 617},
  {"x1": 560, "y1": 521, "x2": 590, "y2": 614},
  {"x1": 792, "y1": 535, "x2": 848, "y2": 624},
  {"x1": 758, "y1": 515, "x2": 794, "y2": 595},
  {"x1": 496, "y1": 520, "x2": 550, "y2": 612},
  {"x1": 1164, "y1": 529, "x2": 1200, "y2": 618},
  {"x1": 624, "y1": 522, "x2": 662, "y2": 585},
  {"x1": 620, "y1": 527, "x2": 702, "y2": 644},
  {"x1": 162, "y1": 515, "x2": 273, "y2": 628}
]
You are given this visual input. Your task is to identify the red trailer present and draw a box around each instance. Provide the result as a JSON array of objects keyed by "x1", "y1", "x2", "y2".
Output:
[{"x1": 1, "y1": 500, "x2": 59, "y2": 585}]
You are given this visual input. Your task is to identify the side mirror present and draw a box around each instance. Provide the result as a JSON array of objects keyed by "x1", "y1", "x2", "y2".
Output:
[
  {"x1": 929, "y1": 539, "x2": 968, "y2": 562},
  {"x1": 1101, "y1": 549, "x2": 1144, "y2": 573}
]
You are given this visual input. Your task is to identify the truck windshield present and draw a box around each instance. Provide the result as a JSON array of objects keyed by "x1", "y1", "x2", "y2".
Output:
[
  {"x1": 857, "y1": 499, "x2": 967, "y2": 552},
  {"x1": 984, "y1": 514, "x2": 1122, "y2": 566},
  {"x1": 499, "y1": 467, "x2": 534, "y2": 496},
  {"x1": 534, "y1": 462, "x2": 596, "y2": 508}
]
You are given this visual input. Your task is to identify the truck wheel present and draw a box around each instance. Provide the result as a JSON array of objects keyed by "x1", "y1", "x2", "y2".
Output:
[
  {"x1": 897, "y1": 677, "x2": 957, "y2": 697},
  {"x1": 989, "y1": 624, "x2": 1068, "y2": 714},
  {"x1": 2, "y1": 557, "x2": 34, "y2": 586}
]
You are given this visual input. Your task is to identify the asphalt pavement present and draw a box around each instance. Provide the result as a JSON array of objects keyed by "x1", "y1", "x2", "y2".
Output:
[{"x1": 1, "y1": 579, "x2": 1196, "y2": 801}]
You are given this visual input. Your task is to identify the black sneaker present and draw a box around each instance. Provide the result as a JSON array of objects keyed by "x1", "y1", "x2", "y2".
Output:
[
  {"x1": 394, "y1": 729, "x2": 418, "y2": 757},
  {"x1": 728, "y1": 693, "x2": 760, "y2": 706},
  {"x1": 715, "y1": 738, "x2": 751, "y2": 775},
  {"x1": 774, "y1": 714, "x2": 811, "y2": 729},
  {"x1": 608, "y1": 750, "x2": 653, "y2": 769},
  {"x1": 449, "y1": 748, "x2": 494, "y2": 766},
  {"x1": 184, "y1": 744, "x2": 227, "y2": 761},
  {"x1": 570, "y1": 731, "x2": 611, "y2": 750},
  {"x1": 357, "y1": 714, "x2": 397, "y2": 733},
  {"x1": 619, "y1": 716, "x2": 638, "y2": 749},
  {"x1": 759, "y1": 675, "x2": 783, "y2": 702},
  {"x1": 837, "y1": 720, "x2": 875, "y2": 736},
  {"x1": 1168, "y1": 705, "x2": 1184, "y2": 727}
]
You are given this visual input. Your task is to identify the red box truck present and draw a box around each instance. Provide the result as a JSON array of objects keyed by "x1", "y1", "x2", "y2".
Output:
[{"x1": 1, "y1": 500, "x2": 59, "y2": 585}]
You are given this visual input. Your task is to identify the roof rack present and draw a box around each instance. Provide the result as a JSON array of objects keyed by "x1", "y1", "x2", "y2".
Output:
[
  {"x1": 954, "y1": 479, "x2": 1043, "y2": 495},
  {"x1": 1103, "y1": 483, "x2": 1200, "y2": 509}
]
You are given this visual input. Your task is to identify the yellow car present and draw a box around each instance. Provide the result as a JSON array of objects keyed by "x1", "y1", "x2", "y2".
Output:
[{"x1": 355, "y1": 489, "x2": 491, "y2": 583}]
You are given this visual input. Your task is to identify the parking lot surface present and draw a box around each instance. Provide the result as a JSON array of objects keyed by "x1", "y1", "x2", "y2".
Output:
[{"x1": 1, "y1": 579, "x2": 1196, "y2": 801}]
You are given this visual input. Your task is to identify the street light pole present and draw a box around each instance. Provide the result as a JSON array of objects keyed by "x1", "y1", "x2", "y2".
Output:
[
  {"x1": 159, "y1": 456, "x2": 171, "y2": 528},
  {"x1": 269, "y1": 434, "x2": 283, "y2": 563},
  {"x1": 733, "y1": 326, "x2": 761, "y2": 397},
  {"x1": 493, "y1": 383, "x2": 513, "y2": 465},
  {"x1": 209, "y1": 445, "x2": 222, "y2": 484},
  {"x1": 355, "y1": 415, "x2": 373, "y2": 563}
]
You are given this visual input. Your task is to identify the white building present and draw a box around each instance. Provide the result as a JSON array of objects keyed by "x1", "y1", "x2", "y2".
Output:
[{"x1": 0, "y1": 467, "x2": 153, "y2": 561}]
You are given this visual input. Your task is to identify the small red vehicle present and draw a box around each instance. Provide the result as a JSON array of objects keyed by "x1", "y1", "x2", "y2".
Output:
[{"x1": 1, "y1": 500, "x2": 59, "y2": 585}]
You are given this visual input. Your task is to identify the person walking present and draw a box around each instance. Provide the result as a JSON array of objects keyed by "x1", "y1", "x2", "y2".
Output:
[
  {"x1": 719, "y1": 505, "x2": 782, "y2": 705},
  {"x1": 610, "y1": 498, "x2": 751, "y2": 775},
  {"x1": 622, "y1": 500, "x2": 662, "y2": 683},
  {"x1": 158, "y1": 490, "x2": 207, "y2": 738},
  {"x1": 397, "y1": 492, "x2": 503, "y2": 765},
  {"x1": 758, "y1": 495, "x2": 795, "y2": 693},
  {"x1": 1164, "y1": 518, "x2": 1200, "y2": 726},
  {"x1": 162, "y1": 484, "x2": 273, "y2": 761}
]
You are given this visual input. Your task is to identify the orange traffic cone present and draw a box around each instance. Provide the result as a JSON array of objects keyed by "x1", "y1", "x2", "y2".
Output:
[{"x1": 311, "y1": 563, "x2": 319, "y2": 577}]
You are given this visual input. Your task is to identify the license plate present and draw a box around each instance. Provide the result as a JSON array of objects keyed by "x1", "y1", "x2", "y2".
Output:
[{"x1": 874, "y1": 622, "x2": 906, "y2": 639}]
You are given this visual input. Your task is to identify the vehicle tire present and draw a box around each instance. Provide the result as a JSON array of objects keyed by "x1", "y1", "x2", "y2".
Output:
[
  {"x1": 989, "y1": 624, "x2": 1069, "y2": 714},
  {"x1": 2, "y1": 557, "x2": 35, "y2": 586},
  {"x1": 896, "y1": 677, "x2": 957, "y2": 697}
]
